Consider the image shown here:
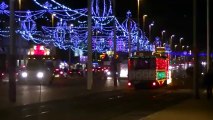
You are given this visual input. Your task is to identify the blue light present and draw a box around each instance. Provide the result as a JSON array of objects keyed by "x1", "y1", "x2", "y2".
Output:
[{"x1": 0, "y1": 0, "x2": 160, "y2": 53}]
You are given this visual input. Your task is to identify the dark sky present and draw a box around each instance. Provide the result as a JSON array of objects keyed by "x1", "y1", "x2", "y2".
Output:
[{"x1": 7, "y1": 0, "x2": 211, "y2": 51}]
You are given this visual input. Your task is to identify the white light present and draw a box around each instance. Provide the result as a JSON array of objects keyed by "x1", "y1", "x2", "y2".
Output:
[
  {"x1": 120, "y1": 69, "x2": 128, "y2": 78},
  {"x1": 40, "y1": 46, "x2": 44, "y2": 50},
  {"x1": 167, "y1": 70, "x2": 172, "y2": 85},
  {"x1": 169, "y1": 66, "x2": 173, "y2": 70},
  {"x1": 107, "y1": 71, "x2": 111, "y2": 75},
  {"x1": 152, "y1": 82, "x2": 156, "y2": 86},
  {"x1": 21, "y1": 72, "x2": 28, "y2": 78},
  {"x1": 37, "y1": 72, "x2": 44, "y2": 79},
  {"x1": 128, "y1": 82, "x2": 132, "y2": 86}
]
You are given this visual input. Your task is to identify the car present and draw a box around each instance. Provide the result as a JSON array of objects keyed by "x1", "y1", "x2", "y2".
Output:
[
  {"x1": 17, "y1": 60, "x2": 54, "y2": 85},
  {"x1": 68, "y1": 69, "x2": 82, "y2": 76}
]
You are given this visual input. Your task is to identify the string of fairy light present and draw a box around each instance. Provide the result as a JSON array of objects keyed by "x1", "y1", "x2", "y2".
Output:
[{"x1": 0, "y1": 0, "x2": 168, "y2": 53}]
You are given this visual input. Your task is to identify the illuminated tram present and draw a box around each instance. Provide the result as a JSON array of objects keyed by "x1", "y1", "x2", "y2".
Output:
[
  {"x1": 128, "y1": 47, "x2": 171, "y2": 88},
  {"x1": 17, "y1": 45, "x2": 55, "y2": 85}
]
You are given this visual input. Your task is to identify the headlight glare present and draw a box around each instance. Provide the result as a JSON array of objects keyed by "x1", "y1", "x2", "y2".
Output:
[
  {"x1": 21, "y1": 72, "x2": 28, "y2": 78},
  {"x1": 37, "y1": 72, "x2": 44, "y2": 79}
]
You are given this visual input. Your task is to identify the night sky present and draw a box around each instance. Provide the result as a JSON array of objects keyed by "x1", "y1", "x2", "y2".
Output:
[{"x1": 7, "y1": 0, "x2": 211, "y2": 51}]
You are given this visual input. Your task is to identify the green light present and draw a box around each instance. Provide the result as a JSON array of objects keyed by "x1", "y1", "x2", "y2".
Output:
[{"x1": 157, "y1": 71, "x2": 166, "y2": 80}]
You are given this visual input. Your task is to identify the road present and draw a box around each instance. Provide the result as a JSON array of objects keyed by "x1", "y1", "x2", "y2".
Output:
[{"x1": 0, "y1": 76, "x2": 192, "y2": 120}]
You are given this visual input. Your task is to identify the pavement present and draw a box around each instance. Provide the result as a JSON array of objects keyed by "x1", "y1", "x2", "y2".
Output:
[{"x1": 139, "y1": 90, "x2": 213, "y2": 120}]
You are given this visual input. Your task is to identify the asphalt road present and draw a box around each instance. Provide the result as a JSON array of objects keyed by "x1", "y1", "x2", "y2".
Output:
[{"x1": 0, "y1": 77, "x2": 192, "y2": 120}]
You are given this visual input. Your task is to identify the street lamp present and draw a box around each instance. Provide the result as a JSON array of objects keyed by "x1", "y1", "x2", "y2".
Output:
[
  {"x1": 186, "y1": 45, "x2": 189, "y2": 50},
  {"x1": 169, "y1": 34, "x2": 175, "y2": 50},
  {"x1": 182, "y1": 45, "x2": 185, "y2": 50},
  {"x1": 161, "y1": 30, "x2": 166, "y2": 41},
  {"x1": 137, "y1": 0, "x2": 142, "y2": 51},
  {"x1": 174, "y1": 44, "x2": 178, "y2": 50},
  {"x1": 137, "y1": 0, "x2": 141, "y2": 27},
  {"x1": 18, "y1": 0, "x2": 22, "y2": 10},
  {"x1": 142, "y1": 14, "x2": 147, "y2": 34},
  {"x1": 174, "y1": 44, "x2": 178, "y2": 61},
  {"x1": 52, "y1": 13, "x2": 56, "y2": 27},
  {"x1": 148, "y1": 22, "x2": 154, "y2": 42},
  {"x1": 179, "y1": 37, "x2": 184, "y2": 50}
]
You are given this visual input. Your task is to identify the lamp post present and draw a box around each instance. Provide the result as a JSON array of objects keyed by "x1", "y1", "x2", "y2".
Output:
[
  {"x1": 87, "y1": 0, "x2": 93, "y2": 90},
  {"x1": 69, "y1": 24, "x2": 74, "y2": 67},
  {"x1": 137, "y1": 0, "x2": 141, "y2": 27},
  {"x1": 137, "y1": 0, "x2": 141, "y2": 51},
  {"x1": 169, "y1": 34, "x2": 175, "y2": 50},
  {"x1": 174, "y1": 44, "x2": 178, "y2": 61},
  {"x1": 18, "y1": 0, "x2": 21, "y2": 10},
  {"x1": 52, "y1": 13, "x2": 56, "y2": 27},
  {"x1": 182, "y1": 45, "x2": 185, "y2": 50},
  {"x1": 9, "y1": 0, "x2": 16, "y2": 102},
  {"x1": 179, "y1": 37, "x2": 184, "y2": 50},
  {"x1": 148, "y1": 22, "x2": 154, "y2": 42},
  {"x1": 161, "y1": 30, "x2": 166, "y2": 42},
  {"x1": 175, "y1": 45, "x2": 178, "y2": 50},
  {"x1": 142, "y1": 15, "x2": 147, "y2": 34},
  {"x1": 207, "y1": 0, "x2": 210, "y2": 71}
]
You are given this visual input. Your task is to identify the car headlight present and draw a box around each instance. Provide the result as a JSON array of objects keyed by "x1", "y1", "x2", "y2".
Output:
[
  {"x1": 37, "y1": 72, "x2": 44, "y2": 79},
  {"x1": 21, "y1": 72, "x2": 28, "y2": 78}
]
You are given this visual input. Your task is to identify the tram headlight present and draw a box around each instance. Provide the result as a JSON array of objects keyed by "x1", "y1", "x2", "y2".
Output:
[
  {"x1": 21, "y1": 72, "x2": 28, "y2": 78},
  {"x1": 37, "y1": 72, "x2": 44, "y2": 79}
]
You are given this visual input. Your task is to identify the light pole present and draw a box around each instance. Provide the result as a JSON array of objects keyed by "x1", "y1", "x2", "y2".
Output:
[
  {"x1": 142, "y1": 15, "x2": 147, "y2": 34},
  {"x1": 18, "y1": 0, "x2": 21, "y2": 10},
  {"x1": 161, "y1": 30, "x2": 166, "y2": 45},
  {"x1": 182, "y1": 45, "x2": 185, "y2": 50},
  {"x1": 52, "y1": 13, "x2": 56, "y2": 27},
  {"x1": 169, "y1": 34, "x2": 175, "y2": 50},
  {"x1": 137, "y1": 0, "x2": 141, "y2": 27},
  {"x1": 207, "y1": 0, "x2": 210, "y2": 71},
  {"x1": 9, "y1": 0, "x2": 16, "y2": 102},
  {"x1": 137, "y1": 0, "x2": 141, "y2": 51},
  {"x1": 148, "y1": 22, "x2": 154, "y2": 42},
  {"x1": 87, "y1": 0, "x2": 93, "y2": 90},
  {"x1": 174, "y1": 44, "x2": 178, "y2": 61},
  {"x1": 179, "y1": 37, "x2": 184, "y2": 50},
  {"x1": 175, "y1": 45, "x2": 178, "y2": 50}
]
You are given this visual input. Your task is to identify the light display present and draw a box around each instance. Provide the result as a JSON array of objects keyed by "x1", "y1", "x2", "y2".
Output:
[
  {"x1": 156, "y1": 71, "x2": 166, "y2": 80},
  {"x1": 0, "y1": 0, "x2": 164, "y2": 53},
  {"x1": 28, "y1": 45, "x2": 50, "y2": 56}
]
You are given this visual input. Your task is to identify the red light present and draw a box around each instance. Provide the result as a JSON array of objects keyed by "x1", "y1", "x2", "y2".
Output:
[
  {"x1": 128, "y1": 82, "x2": 132, "y2": 86},
  {"x1": 33, "y1": 45, "x2": 45, "y2": 55},
  {"x1": 55, "y1": 69, "x2": 59, "y2": 71}
]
